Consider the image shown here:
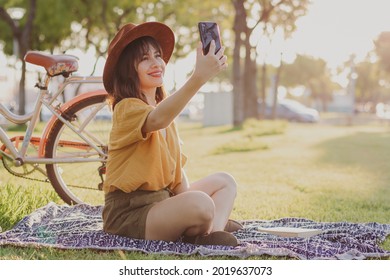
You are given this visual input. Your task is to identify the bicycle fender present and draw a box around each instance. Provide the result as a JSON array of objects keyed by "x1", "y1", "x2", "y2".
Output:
[{"x1": 38, "y1": 89, "x2": 108, "y2": 157}]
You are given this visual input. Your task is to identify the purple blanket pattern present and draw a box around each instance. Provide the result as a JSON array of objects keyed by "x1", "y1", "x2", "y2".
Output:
[{"x1": 0, "y1": 202, "x2": 389, "y2": 259}]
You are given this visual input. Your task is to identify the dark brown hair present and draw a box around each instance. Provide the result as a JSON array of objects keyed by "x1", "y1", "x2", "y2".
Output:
[{"x1": 109, "y1": 36, "x2": 167, "y2": 109}]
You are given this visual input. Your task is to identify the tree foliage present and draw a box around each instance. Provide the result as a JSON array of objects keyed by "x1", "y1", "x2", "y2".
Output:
[
  {"x1": 374, "y1": 32, "x2": 390, "y2": 74},
  {"x1": 1, "y1": 0, "x2": 232, "y2": 113},
  {"x1": 355, "y1": 59, "x2": 381, "y2": 104},
  {"x1": 281, "y1": 54, "x2": 333, "y2": 111},
  {"x1": 349, "y1": 32, "x2": 390, "y2": 106},
  {"x1": 354, "y1": 55, "x2": 390, "y2": 105},
  {"x1": 1, "y1": 0, "x2": 39, "y2": 114},
  {"x1": 1, "y1": 0, "x2": 311, "y2": 120},
  {"x1": 231, "y1": 0, "x2": 310, "y2": 125}
]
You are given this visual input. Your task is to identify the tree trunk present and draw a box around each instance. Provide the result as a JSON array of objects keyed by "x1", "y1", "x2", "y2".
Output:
[
  {"x1": 232, "y1": 35, "x2": 244, "y2": 126},
  {"x1": 18, "y1": 60, "x2": 27, "y2": 115},
  {"x1": 14, "y1": 0, "x2": 36, "y2": 115},
  {"x1": 242, "y1": 28, "x2": 258, "y2": 120},
  {"x1": 271, "y1": 58, "x2": 283, "y2": 119},
  {"x1": 259, "y1": 61, "x2": 267, "y2": 118},
  {"x1": 232, "y1": 0, "x2": 246, "y2": 126}
]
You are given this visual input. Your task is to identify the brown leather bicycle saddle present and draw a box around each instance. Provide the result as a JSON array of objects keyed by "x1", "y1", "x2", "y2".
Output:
[{"x1": 24, "y1": 51, "x2": 79, "y2": 77}]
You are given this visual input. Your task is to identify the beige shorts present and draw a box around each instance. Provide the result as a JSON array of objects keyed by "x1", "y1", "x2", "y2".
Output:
[{"x1": 102, "y1": 188, "x2": 170, "y2": 239}]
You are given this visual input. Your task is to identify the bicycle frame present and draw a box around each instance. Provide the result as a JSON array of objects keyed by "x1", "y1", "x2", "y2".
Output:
[{"x1": 0, "y1": 74, "x2": 108, "y2": 165}]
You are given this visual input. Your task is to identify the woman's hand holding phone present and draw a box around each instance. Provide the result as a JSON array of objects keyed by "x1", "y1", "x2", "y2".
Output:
[
  {"x1": 192, "y1": 22, "x2": 227, "y2": 84},
  {"x1": 192, "y1": 40, "x2": 227, "y2": 85}
]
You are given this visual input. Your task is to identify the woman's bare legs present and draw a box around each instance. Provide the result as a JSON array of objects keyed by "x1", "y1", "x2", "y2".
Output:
[
  {"x1": 145, "y1": 191, "x2": 215, "y2": 241},
  {"x1": 144, "y1": 172, "x2": 237, "y2": 241},
  {"x1": 189, "y1": 172, "x2": 237, "y2": 232}
]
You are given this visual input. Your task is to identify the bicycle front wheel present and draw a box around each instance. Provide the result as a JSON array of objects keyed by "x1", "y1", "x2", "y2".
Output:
[{"x1": 45, "y1": 94, "x2": 111, "y2": 205}]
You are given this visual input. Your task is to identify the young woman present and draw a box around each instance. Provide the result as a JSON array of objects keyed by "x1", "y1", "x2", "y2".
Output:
[{"x1": 102, "y1": 22, "x2": 242, "y2": 246}]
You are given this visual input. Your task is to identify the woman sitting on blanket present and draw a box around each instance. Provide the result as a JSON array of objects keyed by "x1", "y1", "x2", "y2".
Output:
[{"x1": 101, "y1": 21, "x2": 241, "y2": 246}]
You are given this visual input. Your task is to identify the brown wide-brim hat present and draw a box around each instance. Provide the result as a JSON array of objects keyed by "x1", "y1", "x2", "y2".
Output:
[{"x1": 103, "y1": 22, "x2": 175, "y2": 93}]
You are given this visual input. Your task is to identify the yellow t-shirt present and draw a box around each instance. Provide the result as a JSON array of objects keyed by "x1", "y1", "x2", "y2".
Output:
[{"x1": 103, "y1": 98, "x2": 187, "y2": 194}]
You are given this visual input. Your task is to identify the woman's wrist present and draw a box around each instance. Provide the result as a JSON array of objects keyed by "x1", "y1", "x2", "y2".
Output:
[{"x1": 187, "y1": 71, "x2": 208, "y2": 89}]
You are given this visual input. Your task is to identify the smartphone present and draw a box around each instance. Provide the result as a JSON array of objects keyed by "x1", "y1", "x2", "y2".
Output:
[{"x1": 198, "y1": 21, "x2": 222, "y2": 55}]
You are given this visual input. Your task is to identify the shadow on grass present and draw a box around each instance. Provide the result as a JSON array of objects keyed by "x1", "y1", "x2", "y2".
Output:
[
  {"x1": 258, "y1": 129, "x2": 390, "y2": 253},
  {"x1": 310, "y1": 130, "x2": 390, "y2": 226},
  {"x1": 315, "y1": 131, "x2": 390, "y2": 174}
]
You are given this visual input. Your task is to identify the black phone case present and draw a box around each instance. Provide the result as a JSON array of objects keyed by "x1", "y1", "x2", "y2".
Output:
[{"x1": 198, "y1": 22, "x2": 221, "y2": 55}]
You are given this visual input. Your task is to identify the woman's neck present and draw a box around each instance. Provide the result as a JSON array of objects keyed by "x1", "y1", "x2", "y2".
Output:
[{"x1": 143, "y1": 89, "x2": 157, "y2": 106}]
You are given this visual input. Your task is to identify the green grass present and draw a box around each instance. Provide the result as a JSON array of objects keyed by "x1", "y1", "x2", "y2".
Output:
[
  {"x1": 0, "y1": 184, "x2": 62, "y2": 230},
  {"x1": 211, "y1": 119, "x2": 286, "y2": 154},
  {"x1": 4, "y1": 124, "x2": 27, "y2": 132},
  {"x1": 1, "y1": 118, "x2": 390, "y2": 259}
]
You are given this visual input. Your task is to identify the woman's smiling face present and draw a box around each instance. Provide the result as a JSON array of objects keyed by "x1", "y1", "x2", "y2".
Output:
[{"x1": 137, "y1": 44, "x2": 166, "y2": 95}]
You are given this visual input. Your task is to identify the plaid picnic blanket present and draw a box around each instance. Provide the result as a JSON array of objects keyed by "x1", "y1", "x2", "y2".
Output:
[{"x1": 1, "y1": 202, "x2": 389, "y2": 260}]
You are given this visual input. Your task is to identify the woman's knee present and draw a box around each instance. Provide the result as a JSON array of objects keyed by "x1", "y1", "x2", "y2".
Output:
[
  {"x1": 215, "y1": 172, "x2": 237, "y2": 196},
  {"x1": 184, "y1": 191, "x2": 215, "y2": 223}
]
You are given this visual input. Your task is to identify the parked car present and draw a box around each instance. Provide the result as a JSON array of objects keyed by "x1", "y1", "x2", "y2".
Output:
[{"x1": 260, "y1": 99, "x2": 320, "y2": 123}]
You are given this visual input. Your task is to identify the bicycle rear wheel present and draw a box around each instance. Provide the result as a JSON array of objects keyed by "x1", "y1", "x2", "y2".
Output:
[{"x1": 45, "y1": 94, "x2": 111, "y2": 205}]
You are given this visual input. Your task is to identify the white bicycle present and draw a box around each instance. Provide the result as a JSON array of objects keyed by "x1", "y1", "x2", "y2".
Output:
[{"x1": 0, "y1": 51, "x2": 111, "y2": 205}]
